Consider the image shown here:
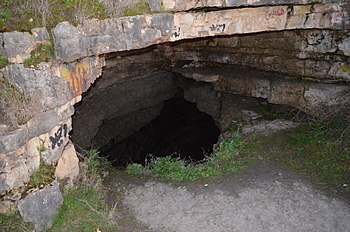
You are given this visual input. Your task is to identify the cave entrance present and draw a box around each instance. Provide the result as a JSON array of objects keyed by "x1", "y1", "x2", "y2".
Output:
[{"x1": 101, "y1": 90, "x2": 220, "y2": 167}]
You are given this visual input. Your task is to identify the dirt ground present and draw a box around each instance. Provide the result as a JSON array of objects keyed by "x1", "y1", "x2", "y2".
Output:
[{"x1": 107, "y1": 160, "x2": 350, "y2": 232}]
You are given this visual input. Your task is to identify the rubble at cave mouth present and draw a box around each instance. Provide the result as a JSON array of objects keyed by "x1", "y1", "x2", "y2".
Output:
[{"x1": 102, "y1": 91, "x2": 220, "y2": 167}]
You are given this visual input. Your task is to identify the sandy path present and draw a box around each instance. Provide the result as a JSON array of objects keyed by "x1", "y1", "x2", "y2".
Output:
[{"x1": 108, "y1": 161, "x2": 350, "y2": 232}]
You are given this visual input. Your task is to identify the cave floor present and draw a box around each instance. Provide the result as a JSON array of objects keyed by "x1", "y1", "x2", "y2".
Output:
[{"x1": 106, "y1": 159, "x2": 350, "y2": 232}]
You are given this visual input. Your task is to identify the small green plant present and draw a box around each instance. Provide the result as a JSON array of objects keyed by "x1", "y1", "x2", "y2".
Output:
[
  {"x1": 0, "y1": 55, "x2": 8, "y2": 69},
  {"x1": 26, "y1": 159, "x2": 54, "y2": 190},
  {"x1": 123, "y1": 0, "x2": 152, "y2": 16},
  {"x1": 126, "y1": 163, "x2": 144, "y2": 175},
  {"x1": 84, "y1": 149, "x2": 114, "y2": 176},
  {"x1": 126, "y1": 133, "x2": 252, "y2": 182},
  {"x1": 208, "y1": 134, "x2": 249, "y2": 173},
  {"x1": 36, "y1": 140, "x2": 46, "y2": 153},
  {"x1": 229, "y1": 122, "x2": 243, "y2": 133},
  {"x1": 23, "y1": 43, "x2": 54, "y2": 68},
  {"x1": 0, "y1": 212, "x2": 33, "y2": 231}
]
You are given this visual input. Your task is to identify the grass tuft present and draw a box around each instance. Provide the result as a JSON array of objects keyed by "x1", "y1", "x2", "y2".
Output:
[
  {"x1": 49, "y1": 186, "x2": 117, "y2": 231},
  {"x1": 123, "y1": 0, "x2": 152, "y2": 16},
  {"x1": 126, "y1": 163, "x2": 144, "y2": 175},
  {"x1": 126, "y1": 132, "x2": 254, "y2": 182},
  {"x1": 0, "y1": 55, "x2": 8, "y2": 69},
  {"x1": 26, "y1": 159, "x2": 54, "y2": 190},
  {"x1": 23, "y1": 42, "x2": 55, "y2": 68},
  {"x1": 0, "y1": 212, "x2": 33, "y2": 232}
]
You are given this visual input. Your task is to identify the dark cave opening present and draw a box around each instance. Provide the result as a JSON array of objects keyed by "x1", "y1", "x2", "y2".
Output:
[{"x1": 101, "y1": 90, "x2": 220, "y2": 167}]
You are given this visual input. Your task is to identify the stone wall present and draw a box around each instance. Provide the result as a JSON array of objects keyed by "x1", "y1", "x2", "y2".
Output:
[{"x1": 0, "y1": 0, "x2": 349, "y2": 228}]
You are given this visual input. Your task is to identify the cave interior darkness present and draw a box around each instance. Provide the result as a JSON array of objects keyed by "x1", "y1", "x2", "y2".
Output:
[{"x1": 101, "y1": 89, "x2": 221, "y2": 167}]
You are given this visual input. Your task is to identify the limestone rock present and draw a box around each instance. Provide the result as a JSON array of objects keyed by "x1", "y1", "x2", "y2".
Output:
[
  {"x1": 3, "y1": 28, "x2": 49, "y2": 64},
  {"x1": 303, "y1": 84, "x2": 350, "y2": 111},
  {"x1": 242, "y1": 119, "x2": 299, "y2": 135},
  {"x1": 53, "y1": 3, "x2": 349, "y2": 62},
  {"x1": 72, "y1": 72, "x2": 177, "y2": 148},
  {"x1": 339, "y1": 37, "x2": 350, "y2": 56},
  {"x1": 31, "y1": 28, "x2": 50, "y2": 42},
  {"x1": 94, "y1": 104, "x2": 163, "y2": 147},
  {"x1": 0, "y1": 127, "x2": 27, "y2": 154},
  {"x1": 18, "y1": 180, "x2": 63, "y2": 231},
  {"x1": 0, "y1": 96, "x2": 76, "y2": 155},
  {"x1": 154, "y1": 0, "x2": 341, "y2": 12},
  {"x1": 55, "y1": 142, "x2": 79, "y2": 187},
  {"x1": 148, "y1": 0, "x2": 161, "y2": 11},
  {"x1": 0, "y1": 137, "x2": 41, "y2": 193},
  {"x1": 268, "y1": 80, "x2": 306, "y2": 109},
  {"x1": 184, "y1": 85, "x2": 220, "y2": 121},
  {"x1": 3, "y1": 31, "x2": 34, "y2": 63},
  {"x1": 53, "y1": 15, "x2": 174, "y2": 62},
  {"x1": 41, "y1": 121, "x2": 72, "y2": 165}
]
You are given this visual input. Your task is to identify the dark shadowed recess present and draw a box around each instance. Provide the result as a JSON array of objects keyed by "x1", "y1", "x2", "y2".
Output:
[{"x1": 102, "y1": 91, "x2": 220, "y2": 167}]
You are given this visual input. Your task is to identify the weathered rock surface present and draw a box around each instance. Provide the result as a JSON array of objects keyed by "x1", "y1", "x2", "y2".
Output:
[
  {"x1": 4, "y1": 56, "x2": 105, "y2": 110},
  {"x1": 55, "y1": 142, "x2": 79, "y2": 187},
  {"x1": 184, "y1": 85, "x2": 220, "y2": 122},
  {"x1": 18, "y1": 180, "x2": 63, "y2": 231},
  {"x1": 2, "y1": 28, "x2": 49, "y2": 64},
  {"x1": 211, "y1": 66, "x2": 350, "y2": 114},
  {"x1": 242, "y1": 119, "x2": 299, "y2": 135},
  {"x1": 72, "y1": 71, "x2": 177, "y2": 148},
  {"x1": 153, "y1": 0, "x2": 345, "y2": 12},
  {"x1": 53, "y1": 3, "x2": 350, "y2": 62},
  {"x1": 53, "y1": 14, "x2": 174, "y2": 62},
  {"x1": 0, "y1": 137, "x2": 41, "y2": 193},
  {"x1": 168, "y1": 30, "x2": 350, "y2": 82},
  {"x1": 0, "y1": 97, "x2": 77, "y2": 155},
  {"x1": 94, "y1": 104, "x2": 164, "y2": 149}
]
